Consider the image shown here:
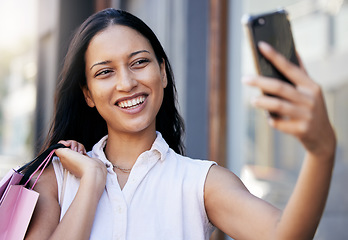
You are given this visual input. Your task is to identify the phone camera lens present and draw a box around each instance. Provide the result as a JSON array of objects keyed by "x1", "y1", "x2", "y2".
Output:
[{"x1": 258, "y1": 18, "x2": 265, "y2": 25}]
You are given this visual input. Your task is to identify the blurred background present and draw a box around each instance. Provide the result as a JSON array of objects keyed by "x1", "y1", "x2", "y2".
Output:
[{"x1": 0, "y1": 0, "x2": 347, "y2": 239}]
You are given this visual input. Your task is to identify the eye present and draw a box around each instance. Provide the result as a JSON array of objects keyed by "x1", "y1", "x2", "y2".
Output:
[
  {"x1": 132, "y1": 58, "x2": 150, "y2": 68},
  {"x1": 95, "y1": 69, "x2": 113, "y2": 78}
]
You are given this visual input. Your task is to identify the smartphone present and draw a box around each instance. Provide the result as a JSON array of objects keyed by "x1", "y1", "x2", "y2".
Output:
[{"x1": 242, "y1": 9, "x2": 299, "y2": 117}]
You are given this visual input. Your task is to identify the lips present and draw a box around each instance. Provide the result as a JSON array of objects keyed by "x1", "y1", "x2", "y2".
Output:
[{"x1": 116, "y1": 94, "x2": 147, "y2": 109}]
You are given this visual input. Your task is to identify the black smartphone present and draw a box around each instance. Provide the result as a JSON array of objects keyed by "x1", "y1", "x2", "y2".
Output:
[{"x1": 242, "y1": 9, "x2": 299, "y2": 117}]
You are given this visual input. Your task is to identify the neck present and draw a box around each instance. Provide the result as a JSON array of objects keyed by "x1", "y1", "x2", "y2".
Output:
[{"x1": 104, "y1": 129, "x2": 157, "y2": 168}]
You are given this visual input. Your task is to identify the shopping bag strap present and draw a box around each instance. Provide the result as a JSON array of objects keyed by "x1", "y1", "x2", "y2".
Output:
[
  {"x1": 23, "y1": 149, "x2": 55, "y2": 189},
  {"x1": 18, "y1": 143, "x2": 67, "y2": 185}
]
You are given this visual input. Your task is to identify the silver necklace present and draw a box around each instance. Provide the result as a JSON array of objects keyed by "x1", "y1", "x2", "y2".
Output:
[{"x1": 112, "y1": 164, "x2": 132, "y2": 173}]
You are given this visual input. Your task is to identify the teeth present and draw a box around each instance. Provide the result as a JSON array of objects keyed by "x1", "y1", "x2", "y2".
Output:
[{"x1": 118, "y1": 96, "x2": 145, "y2": 109}]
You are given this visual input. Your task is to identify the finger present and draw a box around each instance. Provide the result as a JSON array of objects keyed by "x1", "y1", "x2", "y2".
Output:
[
  {"x1": 243, "y1": 75, "x2": 312, "y2": 106},
  {"x1": 58, "y1": 140, "x2": 71, "y2": 147},
  {"x1": 77, "y1": 143, "x2": 87, "y2": 155},
  {"x1": 59, "y1": 140, "x2": 78, "y2": 151},
  {"x1": 251, "y1": 95, "x2": 310, "y2": 119},
  {"x1": 295, "y1": 51, "x2": 307, "y2": 73},
  {"x1": 258, "y1": 42, "x2": 312, "y2": 87},
  {"x1": 268, "y1": 118, "x2": 310, "y2": 138},
  {"x1": 69, "y1": 141, "x2": 78, "y2": 152}
]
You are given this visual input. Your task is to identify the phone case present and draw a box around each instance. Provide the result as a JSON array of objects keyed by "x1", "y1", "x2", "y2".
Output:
[{"x1": 242, "y1": 9, "x2": 299, "y2": 84}]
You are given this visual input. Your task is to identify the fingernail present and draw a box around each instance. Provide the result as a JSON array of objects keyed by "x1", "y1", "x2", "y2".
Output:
[{"x1": 258, "y1": 41, "x2": 272, "y2": 51}]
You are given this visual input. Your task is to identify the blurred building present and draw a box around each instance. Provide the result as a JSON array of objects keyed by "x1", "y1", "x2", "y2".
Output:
[
  {"x1": 0, "y1": 0, "x2": 38, "y2": 176},
  {"x1": 1, "y1": 0, "x2": 348, "y2": 239}
]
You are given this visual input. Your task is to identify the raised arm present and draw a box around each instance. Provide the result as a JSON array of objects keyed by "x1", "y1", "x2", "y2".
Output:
[
  {"x1": 25, "y1": 142, "x2": 107, "y2": 240},
  {"x1": 204, "y1": 42, "x2": 336, "y2": 239}
]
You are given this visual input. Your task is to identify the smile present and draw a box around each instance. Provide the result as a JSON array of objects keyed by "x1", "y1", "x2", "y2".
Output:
[{"x1": 117, "y1": 95, "x2": 146, "y2": 109}]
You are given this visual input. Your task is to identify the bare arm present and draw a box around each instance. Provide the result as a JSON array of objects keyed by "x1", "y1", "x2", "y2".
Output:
[
  {"x1": 205, "y1": 165, "x2": 282, "y2": 239},
  {"x1": 205, "y1": 42, "x2": 336, "y2": 239},
  {"x1": 25, "y1": 142, "x2": 107, "y2": 240}
]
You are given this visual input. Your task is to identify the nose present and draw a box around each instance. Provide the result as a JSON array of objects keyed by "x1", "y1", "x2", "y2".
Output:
[{"x1": 115, "y1": 67, "x2": 138, "y2": 92}]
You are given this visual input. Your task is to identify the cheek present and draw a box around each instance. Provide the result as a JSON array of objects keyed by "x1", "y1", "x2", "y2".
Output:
[
  {"x1": 154, "y1": 84, "x2": 165, "y2": 108},
  {"x1": 151, "y1": 79, "x2": 165, "y2": 99},
  {"x1": 88, "y1": 82, "x2": 113, "y2": 100}
]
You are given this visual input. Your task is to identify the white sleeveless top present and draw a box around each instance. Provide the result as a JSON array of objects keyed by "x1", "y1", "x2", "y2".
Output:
[{"x1": 52, "y1": 133, "x2": 216, "y2": 240}]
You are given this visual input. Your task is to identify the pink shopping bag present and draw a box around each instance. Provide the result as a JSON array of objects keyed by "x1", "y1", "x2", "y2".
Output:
[
  {"x1": 0, "y1": 146, "x2": 62, "y2": 240},
  {"x1": 0, "y1": 185, "x2": 39, "y2": 240},
  {"x1": 0, "y1": 169, "x2": 23, "y2": 204}
]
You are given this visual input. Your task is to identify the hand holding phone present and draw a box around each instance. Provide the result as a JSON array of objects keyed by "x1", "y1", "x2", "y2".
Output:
[{"x1": 242, "y1": 9, "x2": 299, "y2": 118}]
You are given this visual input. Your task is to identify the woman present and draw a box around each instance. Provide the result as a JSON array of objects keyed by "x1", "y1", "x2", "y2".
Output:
[{"x1": 26, "y1": 8, "x2": 336, "y2": 239}]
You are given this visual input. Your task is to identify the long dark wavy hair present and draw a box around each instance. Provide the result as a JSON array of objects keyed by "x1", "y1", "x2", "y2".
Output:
[{"x1": 43, "y1": 8, "x2": 185, "y2": 154}]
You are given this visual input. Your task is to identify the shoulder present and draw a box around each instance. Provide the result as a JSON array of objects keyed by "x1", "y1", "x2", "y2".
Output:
[
  {"x1": 205, "y1": 165, "x2": 247, "y2": 194},
  {"x1": 165, "y1": 149, "x2": 216, "y2": 172}
]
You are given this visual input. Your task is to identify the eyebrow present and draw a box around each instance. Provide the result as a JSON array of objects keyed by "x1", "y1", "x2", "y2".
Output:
[
  {"x1": 90, "y1": 60, "x2": 112, "y2": 70},
  {"x1": 89, "y1": 50, "x2": 151, "y2": 71},
  {"x1": 129, "y1": 50, "x2": 150, "y2": 58}
]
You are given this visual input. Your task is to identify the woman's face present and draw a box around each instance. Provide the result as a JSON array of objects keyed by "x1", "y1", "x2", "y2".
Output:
[{"x1": 83, "y1": 24, "x2": 167, "y2": 136}]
